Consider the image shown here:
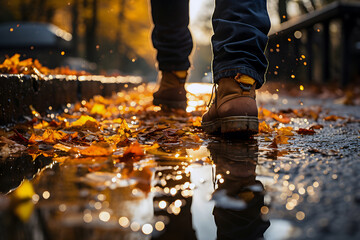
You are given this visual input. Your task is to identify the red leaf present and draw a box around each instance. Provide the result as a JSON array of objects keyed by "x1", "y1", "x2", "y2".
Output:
[{"x1": 296, "y1": 128, "x2": 316, "y2": 135}]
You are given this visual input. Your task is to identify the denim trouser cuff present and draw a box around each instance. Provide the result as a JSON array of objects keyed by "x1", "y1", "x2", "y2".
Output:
[
  {"x1": 213, "y1": 66, "x2": 265, "y2": 89},
  {"x1": 158, "y1": 62, "x2": 190, "y2": 72}
]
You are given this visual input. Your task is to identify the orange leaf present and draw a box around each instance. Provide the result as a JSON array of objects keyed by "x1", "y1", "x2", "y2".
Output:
[
  {"x1": 53, "y1": 143, "x2": 72, "y2": 152},
  {"x1": 104, "y1": 134, "x2": 127, "y2": 146},
  {"x1": 71, "y1": 115, "x2": 99, "y2": 128},
  {"x1": 275, "y1": 135, "x2": 289, "y2": 144},
  {"x1": 133, "y1": 166, "x2": 153, "y2": 194},
  {"x1": 259, "y1": 107, "x2": 291, "y2": 123},
  {"x1": 90, "y1": 103, "x2": 107, "y2": 116},
  {"x1": 264, "y1": 137, "x2": 272, "y2": 142},
  {"x1": 42, "y1": 129, "x2": 67, "y2": 143},
  {"x1": 276, "y1": 127, "x2": 294, "y2": 136},
  {"x1": 272, "y1": 114, "x2": 291, "y2": 124},
  {"x1": 33, "y1": 120, "x2": 49, "y2": 129},
  {"x1": 124, "y1": 141, "x2": 144, "y2": 157},
  {"x1": 324, "y1": 115, "x2": 346, "y2": 121},
  {"x1": 79, "y1": 144, "x2": 113, "y2": 156},
  {"x1": 192, "y1": 117, "x2": 202, "y2": 127},
  {"x1": 260, "y1": 108, "x2": 273, "y2": 118},
  {"x1": 28, "y1": 133, "x2": 42, "y2": 144},
  {"x1": 259, "y1": 121, "x2": 273, "y2": 133}
]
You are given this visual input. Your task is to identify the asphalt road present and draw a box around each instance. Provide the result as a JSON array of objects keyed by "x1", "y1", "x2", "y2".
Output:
[{"x1": 256, "y1": 93, "x2": 360, "y2": 240}]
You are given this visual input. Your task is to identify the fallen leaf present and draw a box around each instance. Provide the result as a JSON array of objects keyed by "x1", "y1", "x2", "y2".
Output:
[
  {"x1": 272, "y1": 114, "x2": 291, "y2": 124},
  {"x1": 296, "y1": 128, "x2": 316, "y2": 135},
  {"x1": 275, "y1": 135, "x2": 289, "y2": 144},
  {"x1": 0, "y1": 136, "x2": 27, "y2": 157},
  {"x1": 324, "y1": 115, "x2": 346, "y2": 121},
  {"x1": 42, "y1": 129, "x2": 67, "y2": 144},
  {"x1": 90, "y1": 103, "x2": 107, "y2": 116},
  {"x1": 259, "y1": 121, "x2": 273, "y2": 133},
  {"x1": 104, "y1": 135, "x2": 128, "y2": 147},
  {"x1": 79, "y1": 143, "x2": 113, "y2": 156},
  {"x1": 192, "y1": 117, "x2": 202, "y2": 127},
  {"x1": 268, "y1": 138, "x2": 278, "y2": 148},
  {"x1": 124, "y1": 141, "x2": 144, "y2": 157},
  {"x1": 53, "y1": 143, "x2": 72, "y2": 152},
  {"x1": 264, "y1": 137, "x2": 272, "y2": 142},
  {"x1": 71, "y1": 115, "x2": 99, "y2": 129},
  {"x1": 308, "y1": 148, "x2": 339, "y2": 156},
  {"x1": 309, "y1": 124, "x2": 324, "y2": 130},
  {"x1": 276, "y1": 127, "x2": 294, "y2": 136}
]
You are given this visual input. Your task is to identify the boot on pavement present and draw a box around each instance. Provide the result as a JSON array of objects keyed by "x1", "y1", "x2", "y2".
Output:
[
  {"x1": 153, "y1": 71, "x2": 188, "y2": 110},
  {"x1": 201, "y1": 74, "x2": 258, "y2": 135}
]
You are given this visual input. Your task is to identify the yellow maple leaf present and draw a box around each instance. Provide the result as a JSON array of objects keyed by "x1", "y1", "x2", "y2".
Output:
[
  {"x1": 276, "y1": 127, "x2": 294, "y2": 136},
  {"x1": 71, "y1": 115, "x2": 99, "y2": 128},
  {"x1": 259, "y1": 121, "x2": 273, "y2": 133}
]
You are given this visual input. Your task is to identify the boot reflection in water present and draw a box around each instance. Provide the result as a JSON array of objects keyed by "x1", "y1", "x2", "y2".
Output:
[
  {"x1": 209, "y1": 140, "x2": 270, "y2": 240},
  {"x1": 150, "y1": 0, "x2": 271, "y2": 136},
  {"x1": 152, "y1": 167, "x2": 197, "y2": 240}
]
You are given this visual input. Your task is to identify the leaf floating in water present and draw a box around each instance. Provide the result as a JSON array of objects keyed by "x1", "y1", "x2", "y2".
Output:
[
  {"x1": 78, "y1": 143, "x2": 114, "y2": 156},
  {"x1": 11, "y1": 180, "x2": 35, "y2": 222},
  {"x1": 121, "y1": 141, "x2": 145, "y2": 161}
]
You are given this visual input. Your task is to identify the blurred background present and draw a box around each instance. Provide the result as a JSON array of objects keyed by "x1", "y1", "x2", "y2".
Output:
[{"x1": 0, "y1": 0, "x2": 359, "y2": 85}]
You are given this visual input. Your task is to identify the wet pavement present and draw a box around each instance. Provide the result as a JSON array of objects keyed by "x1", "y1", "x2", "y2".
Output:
[{"x1": 0, "y1": 83, "x2": 359, "y2": 240}]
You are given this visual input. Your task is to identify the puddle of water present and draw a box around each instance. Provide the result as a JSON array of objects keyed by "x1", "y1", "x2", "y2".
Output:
[
  {"x1": 264, "y1": 219, "x2": 297, "y2": 240},
  {"x1": 2, "y1": 83, "x2": 347, "y2": 239},
  {"x1": 0, "y1": 137, "x2": 279, "y2": 240}
]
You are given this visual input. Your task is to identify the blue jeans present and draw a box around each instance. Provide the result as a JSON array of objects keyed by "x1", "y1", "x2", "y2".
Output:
[{"x1": 150, "y1": 0, "x2": 270, "y2": 88}]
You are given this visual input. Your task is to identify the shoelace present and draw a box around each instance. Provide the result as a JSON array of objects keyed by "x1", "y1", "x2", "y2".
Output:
[
  {"x1": 207, "y1": 83, "x2": 218, "y2": 108},
  {"x1": 206, "y1": 77, "x2": 255, "y2": 108}
]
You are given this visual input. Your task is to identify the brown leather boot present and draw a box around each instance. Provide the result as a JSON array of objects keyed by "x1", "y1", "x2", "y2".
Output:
[
  {"x1": 153, "y1": 71, "x2": 187, "y2": 109},
  {"x1": 201, "y1": 74, "x2": 258, "y2": 135}
]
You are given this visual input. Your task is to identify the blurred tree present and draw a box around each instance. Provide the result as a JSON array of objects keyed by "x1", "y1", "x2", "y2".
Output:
[
  {"x1": 95, "y1": 0, "x2": 154, "y2": 73},
  {"x1": 278, "y1": 0, "x2": 288, "y2": 23},
  {"x1": 0, "y1": 0, "x2": 154, "y2": 74},
  {"x1": 7, "y1": 0, "x2": 65, "y2": 22},
  {"x1": 115, "y1": 0, "x2": 127, "y2": 69},
  {"x1": 71, "y1": 0, "x2": 80, "y2": 55},
  {"x1": 83, "y1": 0, "x2": 98, "y2": 62}
]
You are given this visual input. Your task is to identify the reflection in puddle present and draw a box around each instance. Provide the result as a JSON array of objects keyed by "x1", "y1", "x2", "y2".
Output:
[
  {"x1": 0, "y1": 154, "x2": 53, "y2": 194},
  {"x1": 190, "y1": 164, "x2": 216, "y2": 240},
  {"x1": 1, "y1": 82, "x2": 355, "y2": 239},
  {"x1": 265, "y1": 219, "x2": 297, "y2": 240},
  {"x1": 2, "y1": 138, "x2": 280, "y2": 240},
  {"x1": 209, "y1": 140, "x2": 270, "y2": 240}
]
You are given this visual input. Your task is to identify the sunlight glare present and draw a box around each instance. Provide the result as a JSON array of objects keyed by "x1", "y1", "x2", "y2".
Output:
[{"x1": 186, "y1": 83, "x2": 212, "y2": 95}]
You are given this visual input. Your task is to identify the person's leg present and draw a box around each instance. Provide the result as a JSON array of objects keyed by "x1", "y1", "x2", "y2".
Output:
[
  {"x1": 150, "y1": 0, "x2": 193, "y2": 72},
  {"x1": 151, "y1": 0, "x2": 193, "y2": 110},
  {"x1": 202, "y1": 0, "x2": 271, "y2": 135},
  {"x1": 212, "y1": 0, "x2": 270, "y2": 87}
]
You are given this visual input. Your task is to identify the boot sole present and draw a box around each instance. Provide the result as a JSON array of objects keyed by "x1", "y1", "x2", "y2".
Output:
[
  {"x1": 201, "y1": 116, "x2": 258, "y2": 135},
  {"x1": 153, "y1": 98, "x2": 187, "y2": 110}
]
